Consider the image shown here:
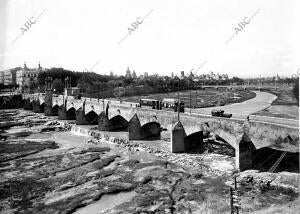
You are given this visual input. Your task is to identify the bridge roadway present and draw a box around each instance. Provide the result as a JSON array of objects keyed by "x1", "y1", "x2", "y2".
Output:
[
  {"x1": 21, "y1": 92, "x2": 299, "y2": 171},
  {"x1": 21, "y1": 92, "x2": 298, "y2": 128}
]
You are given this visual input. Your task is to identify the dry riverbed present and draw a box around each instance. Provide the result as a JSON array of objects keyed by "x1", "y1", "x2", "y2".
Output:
[{"x1": 0, "y1": 109, "x2": 298, "y2": 213}]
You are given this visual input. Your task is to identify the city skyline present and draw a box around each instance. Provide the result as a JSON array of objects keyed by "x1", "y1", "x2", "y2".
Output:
[
  {"x1": 0, "y1": 0, "x2": 299, "y2": 78},
  {"x1": 1, "y1": 63, "x2": 295, "y2": 80}
]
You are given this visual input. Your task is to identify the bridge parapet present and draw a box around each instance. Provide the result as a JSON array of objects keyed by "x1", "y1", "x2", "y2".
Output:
[
  {"x1": 248, "y1": 121, "x2": 299, "y2": 150},
  {"x1": 22, "y1": 94, "x2": 30, "y2": 99},
  {"x1": 135, "y1": 109, "x2": 161, "y2": 127},
  {"x1": 106, "y1": 105, "x2": 163, "y2": 126},
  {"x1": 30, "y1": 96, "x2": 36, "y2": 102},
  {"x1": 107, "y1": 104, "x2": 136, "y2": 121},
  {"x1": 66, "y1": 99, "x2": 83, "y2": 111},
  {"x1": 52, "y1": 96, "x2": 64, "y2": 107},
  {"x1": 22, "y1": 94, "x2": 38, "y2": 102},
  {"x1": 85, "y1": 101, "x2": 104, "y2": 115}
]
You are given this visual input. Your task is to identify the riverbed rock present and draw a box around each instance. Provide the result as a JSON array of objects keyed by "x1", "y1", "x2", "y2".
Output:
[{"x1": 0, "y1": 109, "x2": 298, "y2": 213}]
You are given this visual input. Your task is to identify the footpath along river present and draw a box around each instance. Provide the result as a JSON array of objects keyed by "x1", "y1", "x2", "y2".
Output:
[{"x1": 0, "y1": 109, "x2": 298, "y2": 213}]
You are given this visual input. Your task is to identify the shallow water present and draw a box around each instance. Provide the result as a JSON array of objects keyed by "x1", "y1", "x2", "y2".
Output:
[
  {"x1": 4, "y1": 126, "x2": 28, "y2": 133},
  {"x1": 74, "y1": 191, "x2": 137, "y2": 214}
]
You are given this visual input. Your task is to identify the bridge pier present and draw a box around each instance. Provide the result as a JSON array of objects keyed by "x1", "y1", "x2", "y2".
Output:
[
  {"x1": 44, "y1": 76, "x2": 54, "y2": 116},
  {"x1": 238, "y1": 138, "x2": 256, "y2": 171},
  {"x1": 58, "y1": 100, "x2": 66, "y2": 120},
  {"x1": 76, "y1": 103, "x2": 98, "y2": 125},
  {"x1": 44, "y1": 90, "x2": 53, "y2": 116},
  {"x1": 98, "y1": 112, "x2": 110, "y2": 131},
  {"x1": 58, "y1": 105, "x2": 75, "y2": 120},
  {"x1": 57, "y1": 99, "x2": 74, "y2": 120},
  {"x1": 76, "y1": 108, "x2": 90, "y2": 125},
  {"x1": 128, "y1": 114, "x2": 142, "y2": 140},
  {"x1": 171, "y1": 121, "x2": 186, "y2": 153}
]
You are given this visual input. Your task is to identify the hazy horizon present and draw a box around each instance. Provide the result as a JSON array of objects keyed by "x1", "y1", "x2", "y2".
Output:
[{"x1": 0, "y1": 0, "x2": 299, "y2": 78}]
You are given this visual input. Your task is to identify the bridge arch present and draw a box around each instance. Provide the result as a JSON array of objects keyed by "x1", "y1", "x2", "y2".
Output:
[
  {"x1": 23, "y1": 98, "x2": 32, "y2": 110},
  {"x1": 53, "y1": 103, "x2": 59, "y2": 108},
  {"x1": 84, "y1": 110, "x2": 98, "y2": 125},
  {"x1": 184, "y1": 131, "x2": 203, "y2": 151},
  {"x1": 52, "y1": 104, "x2": 59, "y2": 115},
  {"x1": 66, "y1": 107, "x2": 76, "y2": 120},
  {"x1": 140, "y1": 121, "x2": 161, "y2": 140},
  {"x1": 109, "y1": 115, "x2": 129, "y2": 131},
  {"x1": 213, "y1": 130, "x2": 241, "y2": 149},
  {"x1": 212, "y1": 134, "x2": 236, "y2": 157},
  {"x1": 32, "y1": 100, "x2": 44, "y2": 113},
  {"x1": 40, "y1": 103, "x2": 44, "y2": 112}
]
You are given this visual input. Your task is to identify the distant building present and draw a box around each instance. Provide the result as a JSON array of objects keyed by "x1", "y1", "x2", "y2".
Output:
[
  {"x1": 16, "y1": 62, "x2": 45, "y2": 90},
  {"x1": 153, "y1": 73, "x2": 159, "y2": 78},
  {"x1": 0, "y1": 69, "x2": 17, "y2": 85},
  {"x1": 110, "y1": 71, "x2": 114, "y2": 77},
  {"x1": 144, "y1": 72, "x2": 148, "y2": 78},
  {"x1": 171, "y1": 72, "x2": 174, "y2": 79},
  {"x1": 125, "y1": 66, "x2": 132, "y2": 79},
  {"x1": 189, "y1": 71, "x2": 194, "y2": 80},
  {"x1": 132, "y1": 70, "x2": 137, "y2": 79},
  {"x1": 180, "y1": 71, "x2": 185, "y2": 79},
  {"x1": 0, "y1": 71, "x2": 4, "y2": 84},
  {"x1": 65, "y1": 87, "x2": 80, "y2": 96}
]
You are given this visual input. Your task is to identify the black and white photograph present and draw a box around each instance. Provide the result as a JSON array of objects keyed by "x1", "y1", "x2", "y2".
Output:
[{"x1": 0, "y1": 0, "x2": 299, "y2": 213}]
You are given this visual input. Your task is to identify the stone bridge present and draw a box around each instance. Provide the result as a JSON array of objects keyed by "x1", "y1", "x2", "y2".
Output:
[{"x1": 22, "y1": 92, "x2": 299, "y2": 171}]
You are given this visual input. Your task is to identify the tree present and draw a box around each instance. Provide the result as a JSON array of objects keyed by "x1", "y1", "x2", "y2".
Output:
[
  {"x1": 293, "y1": 79, "x2": 299, "y2": 104},
  {"x1": 29, "y1": 82, "x2": 38, "y2": 93},
  {"x1": 37, "y1": 67, "x2": 79, "y2": 88},
  {"x1": 231, "y1": 77, "x2": 244, "y2": 85},
  {"x1": 132, "y1": 70, "x2": 137, "y2": 79},
  {"x1": 52, "y1": 79, "x2": 64, "y2": 93}
]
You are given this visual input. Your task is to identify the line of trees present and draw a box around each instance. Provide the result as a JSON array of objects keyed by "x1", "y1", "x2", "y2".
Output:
[
  {"x1": 37, "y1": 68, "x2": 298, "y2": 100},
  {"x1": 293, "y1": 78, "x2": 299, "y2": 104}
]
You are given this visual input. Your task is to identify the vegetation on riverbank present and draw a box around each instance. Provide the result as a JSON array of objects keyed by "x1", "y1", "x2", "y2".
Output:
[
  {"x1": 254, "y1": 87, "x2": 299, "y2": 119},
  {"x1": 124, "y1": 89, "x2": 256, "y2": 108},
  {"x1": 35, "y1": 68, "x2": 247, "y2": 98},
  {"x1": 267, "y1": 88, "x2": 298, "y2": 106}
]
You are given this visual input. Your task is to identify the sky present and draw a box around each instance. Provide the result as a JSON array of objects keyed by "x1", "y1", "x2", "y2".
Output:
[{"x1": 0, "y1": 0, "x2": 299, "y2": 78}]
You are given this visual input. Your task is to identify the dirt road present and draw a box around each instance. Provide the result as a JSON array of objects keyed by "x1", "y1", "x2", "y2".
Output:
[{"x1": 194, "y1": 91, "x2": 277, "y2": 115}]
